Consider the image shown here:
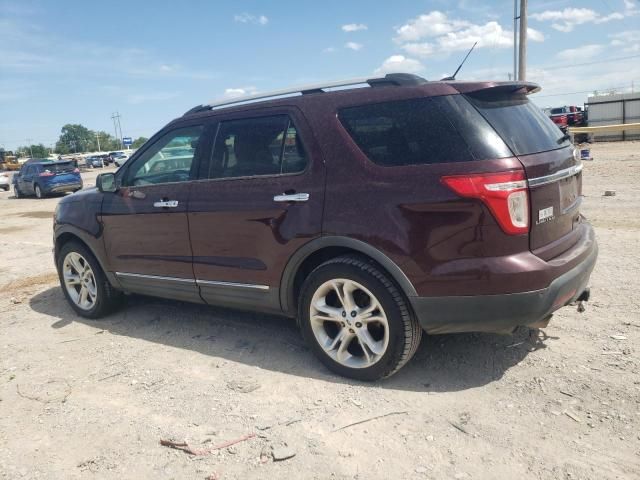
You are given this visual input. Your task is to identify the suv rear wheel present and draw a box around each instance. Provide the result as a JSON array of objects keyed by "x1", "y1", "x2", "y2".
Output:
[
  {"x1": 299, "y1": 255, "x2": 422, "y2": 381},
  {"x1": 57, "y1": 241, "x2": 122, "y2": 319},
  {"x1": 34, "y1": 184, "x2": 44, "y2": 199}
]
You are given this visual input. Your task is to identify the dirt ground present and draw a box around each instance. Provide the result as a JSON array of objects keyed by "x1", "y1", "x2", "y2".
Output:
[{"x1": 1, "y1": 144, "x2": 639, "y2": 480}]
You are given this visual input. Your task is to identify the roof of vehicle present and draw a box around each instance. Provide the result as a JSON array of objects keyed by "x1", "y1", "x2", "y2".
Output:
[
  {"x1": 180, "y1": 73, "x2": 540, "y2": 120},
  {"x1": 24, "y1": 158, "x2": 70, "y2": 165}
]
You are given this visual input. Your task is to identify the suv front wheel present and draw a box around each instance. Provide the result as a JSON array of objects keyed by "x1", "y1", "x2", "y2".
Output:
[
  {"x1": 299, "y1": 255, "x2": 422, "y2": 381},
  {"x1": 57, "y1": 241, "x2": 122, "y2": 318}
]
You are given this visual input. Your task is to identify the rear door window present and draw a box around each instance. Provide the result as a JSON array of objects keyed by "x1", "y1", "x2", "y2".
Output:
[
  {"x1": 466, "y1": 92, "x2": 570, "y2": 155},
  {"x1": 338, "y1": 98, "x2": 476, "y2": 166},
  {"x1": 208, "y1": 115, "x2": 307, "y2": 179}
]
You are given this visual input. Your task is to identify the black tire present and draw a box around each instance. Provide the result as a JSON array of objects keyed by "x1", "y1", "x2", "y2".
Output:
[
  {"x1": 299, "y1": 255, "x2": 422, "y2": 381},
  {"x1": 34, "y1": 183, "x2": 44, "y2": 198},
  {"x1": 13, "y1": 184, "x2": 22, "y2": 198},
  {"x1": 56, "y1": 241, "x2": 123, "y2": 319}
]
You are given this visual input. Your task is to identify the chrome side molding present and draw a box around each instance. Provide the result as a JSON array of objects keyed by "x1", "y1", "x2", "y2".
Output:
[
  {"x1": 115, "y1": 272, "x2": 269, "y2": 291},
  {"x1": 196, "y1": 279, "x2": 269, "y2": 291},
  {"x1": 115, "y1": 272, "x2": 195, "y2": 283}
]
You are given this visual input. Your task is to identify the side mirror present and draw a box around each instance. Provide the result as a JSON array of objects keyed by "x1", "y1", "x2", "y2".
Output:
[{"x1": 97, "y1": 172, "x2": 117, "y2": 193}]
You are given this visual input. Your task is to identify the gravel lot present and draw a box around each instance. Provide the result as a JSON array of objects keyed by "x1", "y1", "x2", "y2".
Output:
[{"x1": 1, "y1": 144, "x2": 639, "y2": 480}]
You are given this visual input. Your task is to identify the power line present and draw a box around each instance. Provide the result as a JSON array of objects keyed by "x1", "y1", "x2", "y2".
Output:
[{"x1": 539, "y1": 54, "x2": 640, "y2": 71}]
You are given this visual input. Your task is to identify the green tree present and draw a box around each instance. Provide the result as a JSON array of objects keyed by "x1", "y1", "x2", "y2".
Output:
[
  {"x1": 55, "y1": 124, "x2": 94, "y2": 154},
  {"x1": 132, "y1": 137, "x2": 148, "y2": 149},
  {"x1": 19, "y1": 143, "x2": 49, "y2": 158}
]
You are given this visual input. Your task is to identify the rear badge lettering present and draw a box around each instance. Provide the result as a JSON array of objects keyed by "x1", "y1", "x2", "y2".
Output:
[{"x1": 537, "y1": 206, "x2": 555, "y2": 224}]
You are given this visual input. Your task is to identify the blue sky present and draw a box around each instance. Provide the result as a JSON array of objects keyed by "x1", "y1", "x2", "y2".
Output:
[{"x1": 1, "y1": 0, "x2": 639, "y2": 150}]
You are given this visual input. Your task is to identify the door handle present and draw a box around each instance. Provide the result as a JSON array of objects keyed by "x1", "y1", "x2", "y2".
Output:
[
  {"x1": 153, "y1": 200, "x2": 179, "y2": 208},
  {"x1": 273, "y1": 193, "x2": 309, "y2": 203}
]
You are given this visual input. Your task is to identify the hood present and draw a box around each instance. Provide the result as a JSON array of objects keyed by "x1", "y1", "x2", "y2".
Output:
[{"x1": 58, "y1": 186, "x2": 100, "y2": 204}]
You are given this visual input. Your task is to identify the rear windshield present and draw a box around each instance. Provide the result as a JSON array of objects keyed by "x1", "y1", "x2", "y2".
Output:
[
  {"x1": 42, "y1": 162, "x2": 75, "y2": 173},
  {"x1": 339, "y1": 97, "x2": 514, "y2": 167},
  {"x1": 466, "y1": 93, "x2": 570, "y2": 156}
]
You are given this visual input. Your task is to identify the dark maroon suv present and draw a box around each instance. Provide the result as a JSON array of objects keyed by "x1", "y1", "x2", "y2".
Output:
[{"x1": 53, "y1": 73, "x2": 597, "y2": 380}]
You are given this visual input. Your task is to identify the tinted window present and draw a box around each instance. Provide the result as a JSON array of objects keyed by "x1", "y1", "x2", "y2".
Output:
[
  {"x1": 125, "y1": 125, "x2": 203, "y2": 186},
  {"x1": 43, "y1": 162, "x2": 74, "y2": 174},
  {"x1": 339, "y1": 98, "x2": 475, "y2": 166},
  {"x1": 209, "y1": 115, "x2": 307, "y2": 179},
  {"x1": 466, "y1": 93, "x2": 570, "y2": 155}
]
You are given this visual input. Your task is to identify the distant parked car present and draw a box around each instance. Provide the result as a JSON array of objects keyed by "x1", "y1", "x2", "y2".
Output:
[
  {"x1": 12, "y1": 160, "x2": 82, "y2": 198},
  {"x1": 0, "y1": 172, "x2": 10, "y2": 191},
  {"x1": 86, "y1": 156, "x2": 105, "y2": 168},
  {"x1": 112, "y1": 153, "x2": 129, "y2": 167}
]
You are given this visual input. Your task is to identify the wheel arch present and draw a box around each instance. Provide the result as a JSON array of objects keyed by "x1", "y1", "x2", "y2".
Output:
[
  {"x1": 54, "y1": 227, "x2": 120, "y2": 288},
  {"x1": 280, "y1": 236, "x2": 417, "y2": 318}
]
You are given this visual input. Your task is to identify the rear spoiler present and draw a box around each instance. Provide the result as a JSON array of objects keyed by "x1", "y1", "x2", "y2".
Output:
[{"x1": 445, "y1": 81, "x2": 541, "y2": 95}]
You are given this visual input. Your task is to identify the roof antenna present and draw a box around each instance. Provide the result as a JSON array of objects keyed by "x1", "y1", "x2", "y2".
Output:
[{"x1": 441, "y1": 42, "x2": 478, "y2": 81}]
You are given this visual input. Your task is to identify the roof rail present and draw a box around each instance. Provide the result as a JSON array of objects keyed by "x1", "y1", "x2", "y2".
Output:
[{"x1": 183, "y1": 73, "x2": 427, "y2": 115}]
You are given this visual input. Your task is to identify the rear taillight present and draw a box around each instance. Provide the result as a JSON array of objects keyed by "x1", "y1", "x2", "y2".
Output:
[
  {"x1": 39, "y1": 171, "x2": 54, "y2": 177},
  {"x1": 73, "y1": 168, "x2": 80, "y2": 173},
  {"x1": 441, "y1": 170, "x2": 529, "y2": 235}
]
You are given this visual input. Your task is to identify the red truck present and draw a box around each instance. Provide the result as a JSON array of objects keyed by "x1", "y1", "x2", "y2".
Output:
[{"x1": 546, "y1": 106, "x2": 586, "y2": 132}]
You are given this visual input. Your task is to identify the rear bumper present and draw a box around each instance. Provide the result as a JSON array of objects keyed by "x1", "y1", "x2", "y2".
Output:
[
  {"x1": 410, "y1": 235, "x2": 598, "y2": 334},
  {"x1": 46, "y1": 182, "x2": 83, "y2": 193}
]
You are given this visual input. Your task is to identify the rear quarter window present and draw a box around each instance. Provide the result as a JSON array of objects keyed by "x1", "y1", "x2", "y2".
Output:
[{"x1": 338, "y1": 98, "x2": 476, "y2": 166}]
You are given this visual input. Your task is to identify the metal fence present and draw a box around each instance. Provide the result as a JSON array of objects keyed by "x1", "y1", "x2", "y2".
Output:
[{"x1": 586, "y1": 92, "x2": 640, "y2": 141}]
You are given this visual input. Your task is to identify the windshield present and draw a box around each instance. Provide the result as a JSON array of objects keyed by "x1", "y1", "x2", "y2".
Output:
[{"x1": 465, "y1": 92, "x2": 570, "y2": 156}]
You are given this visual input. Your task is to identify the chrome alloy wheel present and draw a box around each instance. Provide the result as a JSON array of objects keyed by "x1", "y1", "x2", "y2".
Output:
[
  {"x1": 62, "y1": 252, "x2": 97, "y2": 310},
  {"x1": 309, "y1": 279, "x2": 390, "y2": 369}
]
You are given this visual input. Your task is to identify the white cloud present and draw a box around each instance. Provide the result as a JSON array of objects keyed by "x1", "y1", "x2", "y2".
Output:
[
  {"x1": 223, "y1": 86, "x2": 258, "y2": 98},
  {"x1": 556, "y1": 44, "x2": 605, "y2": 61},
  {"x1": 609, "y1": 30, "x2": 640, "y2": 52},
  {"x1": 395, "y1": 11, "x2": 543, "y2": 58},
  {"x1": 394, "y1": 11, "x2": 470, "y2": 42},
  {"x1": 374, "y1": 55, "x2": 425, "y2": 75},
  {"x1": 233, "y1": 13, "x2": 268, "y2": 25},
  {"x1": 322, "y1": 47, "x2": 336, "y2": 53},
  {"x1": 527, "y1": 27, "x2": 545, "y2": 42},
  {"x1": 401, "y1": 42, "x2": 435, "y2": 57},
  {"x1": 342, "y1": 23, "x2": 367, "y2": 32},
  {"x1": 345, "y1": 42, "x2": 363, "y2": 51},
  {"x1": 531, "y1": 7, "x2": 625, "y2": 32}
]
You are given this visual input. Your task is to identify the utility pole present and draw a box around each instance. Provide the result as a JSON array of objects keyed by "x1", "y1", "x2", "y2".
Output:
[
  {"x1": 111, "y1": 112, "x2": 123, "y2": 149},
  {"x1": 513, "y1": 0, "x2": 518, "y2": 81},
  {"x1": 518, "y1": 0, "x2": 528, "y2": 81},
  {"x1": 95, "y1": 132, "x2": 101, "y2": 152}
]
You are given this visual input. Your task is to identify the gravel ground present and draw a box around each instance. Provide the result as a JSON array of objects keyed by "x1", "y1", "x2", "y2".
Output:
[{"x1": 0, "y1": 144, "x2": 639, "y2": 480}]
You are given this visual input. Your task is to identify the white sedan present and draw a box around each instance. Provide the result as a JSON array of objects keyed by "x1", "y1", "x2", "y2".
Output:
[
  {"x1": 0, "y1": 172, "x2": 10, "y2": 191},
  {"x1": 113, "y1": 154, "x2": 129, "y2": 167}
]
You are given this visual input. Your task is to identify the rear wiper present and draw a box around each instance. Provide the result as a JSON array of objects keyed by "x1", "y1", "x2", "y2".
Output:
[{"x1": 557, "y1": 133, "x2": 571, "y2": 144}]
